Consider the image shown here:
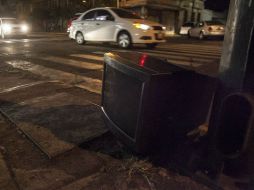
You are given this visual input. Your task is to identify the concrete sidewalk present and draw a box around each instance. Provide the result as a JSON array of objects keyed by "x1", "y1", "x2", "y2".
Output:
[{"x1": 0, "y1": 106, "x2": 213, "y2": 190}]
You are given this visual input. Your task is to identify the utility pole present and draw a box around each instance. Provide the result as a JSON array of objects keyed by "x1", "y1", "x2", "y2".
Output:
[{"x1": 207, "y1": 0, "x2": 254, "y2": 180}]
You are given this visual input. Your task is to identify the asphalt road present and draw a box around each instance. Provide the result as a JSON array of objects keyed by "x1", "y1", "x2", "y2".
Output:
[{"x1": 0, "y1": 33, "x2": 223, "y2": 94}]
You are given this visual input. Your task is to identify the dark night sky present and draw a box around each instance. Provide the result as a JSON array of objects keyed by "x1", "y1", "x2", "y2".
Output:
[{"x1": 205, "y1": 0, "x2": 231, "y2": 11}]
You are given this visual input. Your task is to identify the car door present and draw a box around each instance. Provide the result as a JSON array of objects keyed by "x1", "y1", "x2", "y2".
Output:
[
  {"x1": 75, "y1": 10, "x2": 96, "y2": 41},
  {"x1": 88, "y1": 9, "x2": 116, "y2": 42},
  {"x1": 181, "y1": 22, "x2": 194, "y2": 34},
  {"x1": 194, "y1": 22, "x2": 204, "y2": 37},
  {"x1": 191, "y1": 22, "x2": 204, "y2": 37}
]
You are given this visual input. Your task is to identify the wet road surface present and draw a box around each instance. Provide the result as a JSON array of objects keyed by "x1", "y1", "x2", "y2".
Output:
[{"x1": 0, "y1": 33, "x2": 222, "y2": 94}]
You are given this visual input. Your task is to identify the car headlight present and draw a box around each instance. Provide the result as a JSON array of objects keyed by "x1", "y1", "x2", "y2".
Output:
[
  {"x1": 162, "y1": 26, "x2": 166, "y2": 30},
  {"x1": 21, "y1": 24, "x2": 29, "y2": 32},
  {"x1": 133, "y1": 23, "x2": 151, "y2": 30},
  {"x1": 2, "y1": 24, "x2": 12, "y2": 33}
]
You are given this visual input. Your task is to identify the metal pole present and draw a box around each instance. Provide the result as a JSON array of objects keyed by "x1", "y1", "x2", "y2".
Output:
[{"x1": 207, "y1": 0, "x2": 254, "y2": 178}]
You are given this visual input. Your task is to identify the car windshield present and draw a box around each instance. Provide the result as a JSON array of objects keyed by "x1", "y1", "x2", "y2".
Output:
[
  {"x1": 206, "y1": 21, "x2": 223, "y2": 25},
  {"x1": 2, "y1": 19, "x2": 19, "y2": 24},
  {"x1": 111, "y1": 8, "x2": 141, "y2": 19}
]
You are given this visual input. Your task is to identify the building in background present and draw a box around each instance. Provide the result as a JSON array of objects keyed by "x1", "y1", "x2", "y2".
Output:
[
  {"x1": 0, "y1": 0, "x2": 3, "y2": 14},
  {"x1": 119, "y1": 0, "x2": 205, "y2": 35},
  {"x1": 16, "y1": 0, "x2": 117, "y2": 32},
  {"x1": 0, "y1": 0, "x2": 17, "y2": 17},
  {"x1": 0, "y1": 0, "x2": 3, "y2": 15},
  {"x1": 203, "y1": 0, "x2": 229, "y2": 24},
  {"x1": 212, "y1": 10, "x2": 228, "y2": 24},
  {"x1": 16, "y1": 0, "x2": 89, "y2": 31},
  {"x1": 201, "y1": 9, "x2": 213, "y2": 21}
]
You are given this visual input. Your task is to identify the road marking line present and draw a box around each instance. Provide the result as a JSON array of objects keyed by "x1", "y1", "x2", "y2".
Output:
[
  {"x1": 144, "y1": 49, "x2": 220, "y2": 59},
  {"x1": 158, "y1": 47, "x2": 221, "y2": 55},
  {"x1": 140, "y1": 51, "x2": 219, "y2": 64},
  {"x1": 5, "y1": 60, "x2": 102, "y2": 94},
  {"x1": 128, "y1": 51, "x2": 202, "y2": 67},
  {"x1": 70, "y1": 54, "x2": 103, "y2": 61},
  {"x1": 93, "y1": 48, "x2": 219, "y2": 66},
  {"x1": 0, "y1": 81, "x2": 52, "y2": 94},
  {"x1": 41, "y1": 56, "x2": 103, "y2": 70},
  {"x1": 169, "y1": 44, "x2": 222, "y2": 49},
  {"x1": 156, "y1": 49, "x2": 221, "y2": 57},
  {"x1": 166, "y1": 59, "x2": 202, "y2": 67},
  {"x1": 92, "y1": 51, "x2": 107, "y2": 55}
]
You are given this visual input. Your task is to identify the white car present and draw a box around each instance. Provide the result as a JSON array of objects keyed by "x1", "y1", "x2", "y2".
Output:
[
  {"x1": 67, "y1": 13, "x2": 83, "y2": 33},
  {"x1": 179, "y1": 22, "x2": 195, "y2": 35},
  {"x1": 188, "y1": 21, "x2": 225, "y2": 40},
  {"x1": 69, "y1": 7, "x2": 166, "y2": 48},
  {"x1": 0, "y1": 18, "x2": 30, "y2": 39}
]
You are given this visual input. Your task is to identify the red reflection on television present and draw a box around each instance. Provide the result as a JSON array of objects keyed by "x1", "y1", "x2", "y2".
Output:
[{"x1": 139, "y1": 54, "x2": 148, "y2": 67}]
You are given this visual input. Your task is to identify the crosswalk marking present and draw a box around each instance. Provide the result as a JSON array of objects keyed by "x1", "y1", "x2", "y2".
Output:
[
  {"x1": 41, "y1": 56, "x2": 103, "y2": 70},
  {"x1": 5, "y1": 60, "x2": 102, "y2": 94},
  {"x1": 3, "y1": 43, "x2": 222, "y2": 94},
  {"x1": 138, "y1": 51, "x2": 217, "y2": 64},
  {"x1": 141, "y1": 52, "x2": 202, "y2": 67},
  {"x1": 92, "y1": 51, "x2": 108, "y2": 55},
  {"x1": 166, "y1": 59, "x2": 202, "y2": 67},
  {"x1": 0, "y1": 38, "x2": 69, "y2": 44},
  {"x1": 0, "y1": 81, "x2": 49, "y2": 94},
  {"x1": 0, "y1": 40, "x2": 14, "y2": 44},
  {"x1": 159, "y1": 43, "x2": 222, "y2": 52},
  {"x1": 157, "y1": 47, "x2": 221, "y2": 56},
  {"x1": 144, "y1": 49, "x2": 219, "y2": 59},
  {"x1": 168, "y1": 44, "x2": 222, "y2": 50},
  {"x1": 70, "y1": 54, "x2": 104, "y2": 61}
]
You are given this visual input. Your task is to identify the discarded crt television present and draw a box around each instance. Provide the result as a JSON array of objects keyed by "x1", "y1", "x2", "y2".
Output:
[{"x1": 101, "y1": 52, "x2": 216, "y2": 154}]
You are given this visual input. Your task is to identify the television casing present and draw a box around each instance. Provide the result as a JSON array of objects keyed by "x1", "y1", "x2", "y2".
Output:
[{"x1": 101, "y1": 52, "x2": 216, "y2": 154}]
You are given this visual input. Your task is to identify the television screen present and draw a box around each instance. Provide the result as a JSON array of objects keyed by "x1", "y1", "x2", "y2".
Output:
[
  {"x1": 103, "y1": 63, "x2": 142, "y2": 139},
  {"x1": 101, "y1": 52, "x2": 216, "y2": 154}
]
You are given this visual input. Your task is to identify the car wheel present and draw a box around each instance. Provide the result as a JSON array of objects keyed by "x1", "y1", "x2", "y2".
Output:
[
  {"x1": 187, "y1": 31, "x2": 191, "y2": 38},
  {"x1": 117, "y1": 32, "x2": 132, "y2": 49},
  {"x1": 146, "y1": 43, "x2": 157, "y2": 49},
  {"x1": 76, "y1": 32, "x2": 85, "y2": 45},
  {"x1": 199, "y1": 32, "x2": 205, "y2": 40}
]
